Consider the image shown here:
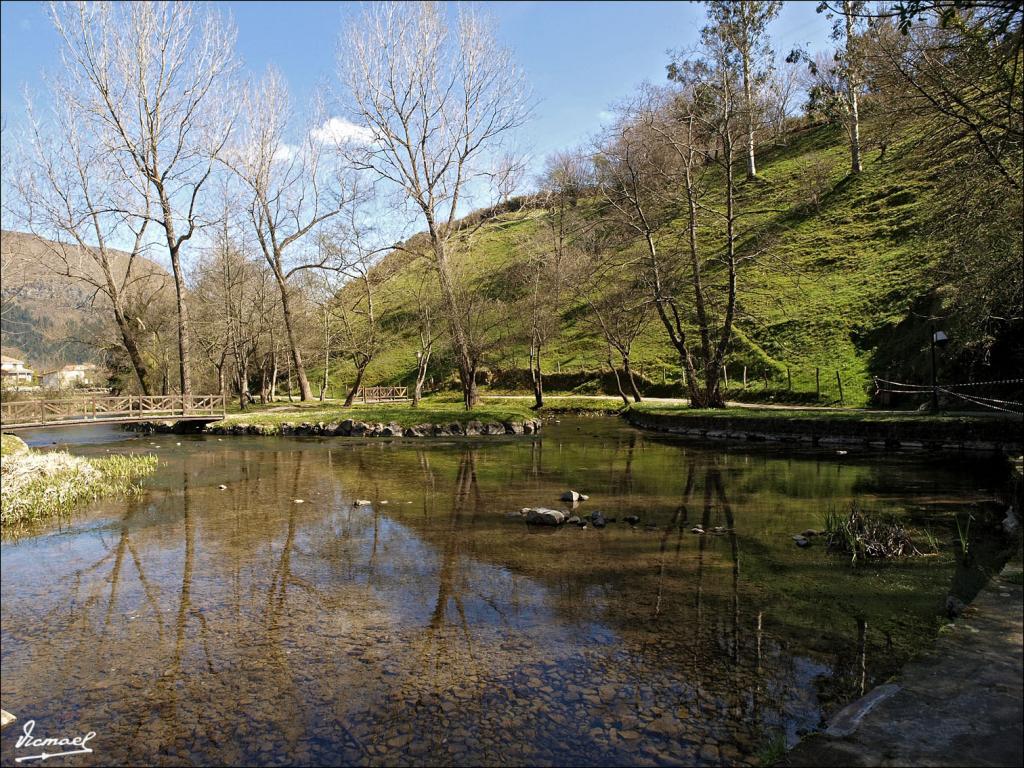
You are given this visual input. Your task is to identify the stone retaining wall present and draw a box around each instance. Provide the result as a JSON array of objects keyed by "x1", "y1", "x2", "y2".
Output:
[
  {"x1": 624, "y1": 410, "x2": 1022, "y2": 455},
  {"x1": 127, "y1": 417, "x2": 542, "y2": 438}
]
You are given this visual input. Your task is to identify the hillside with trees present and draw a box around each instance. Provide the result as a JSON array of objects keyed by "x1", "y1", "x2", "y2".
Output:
[{"x1": 1, "y1": 1, "x2": 1019, "y2": 409}]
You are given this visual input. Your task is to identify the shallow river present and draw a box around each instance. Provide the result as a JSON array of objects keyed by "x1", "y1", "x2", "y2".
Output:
[{"x1": 0, "y1": 417, "x2": 1005, "y2": 766}]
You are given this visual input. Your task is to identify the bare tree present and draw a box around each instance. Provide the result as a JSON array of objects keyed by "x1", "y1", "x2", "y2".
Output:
[
  {"x1": 320, "y1": 214, "x2": 396, "y2": 408},
  {"x1": 816, "y1": 1, "x2": 868, "y2": 173},
  {"x1": 600, "y1": 36, "x2": 770, "y2": 407},
  {"x1": 410, "y1": 273, "x2": 441, "y2": 407},
  {"x1": 701, "y1": 1, "x2": 782, "y2": 178},
  {"x1": 226, "y1": 68, "x2": 357, "y2": 401},
  {"x1": 14, "y1": 96, "x2": 160, "y2": 393},
  {"x1": 340, "y1": 1, "x2": 531, "y2": 409},
  {"x1": 50, "y1": 1, "x2": 240, "y2": 395},
  {"x1": 523, "y1": 152, "x2": 590, "y2": 408}
]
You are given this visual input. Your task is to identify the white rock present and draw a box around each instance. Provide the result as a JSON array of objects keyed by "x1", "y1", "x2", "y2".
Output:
[
  {"x1": 525, "y1": 507, "x2": 567, "y2": 526},
  {"x1": 355, "y1": 499, "x2": 373, "y2": 506},
  {"x1": 293, "y1": 499, "x2": 305, "y2": 504},
  {"x1": 218, "y1": 484, "x2": 227, "y2": 490}
]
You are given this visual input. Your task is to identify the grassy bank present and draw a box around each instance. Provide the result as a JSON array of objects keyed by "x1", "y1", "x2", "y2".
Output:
[
  {"x1": 212, "y1": 397, "x2": 537, "y2": 432},
  {"x1": 0, "y1": 434, "x2": 157, "y2": 529},
  {"x1": 483, "y1": 395, "x2": 628, "y2": 415}
]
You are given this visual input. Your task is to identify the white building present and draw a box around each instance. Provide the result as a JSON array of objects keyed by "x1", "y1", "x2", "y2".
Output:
[
  {"x1": 42, "y1": 363, "x2": 99, "y2": 390},
  {"x1": 0, "y1": 355, "x2": 34, "y2": 386}
]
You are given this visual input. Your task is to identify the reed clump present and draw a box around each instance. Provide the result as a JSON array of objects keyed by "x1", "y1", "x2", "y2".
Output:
[
  {"x1": 823, "y1": 500, "x2": 922, "y2": 564},
  {"x1": 1, "y1": 439, "x2": 156, "y2": 528}
]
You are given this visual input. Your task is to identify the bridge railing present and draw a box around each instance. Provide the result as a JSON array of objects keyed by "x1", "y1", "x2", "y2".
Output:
[
  {"x1": 357, "y1": 386, "x2": 409, "y2": 403},
  {"x1": 0, "y1": 394, "x2": 226, "y2": 429}
]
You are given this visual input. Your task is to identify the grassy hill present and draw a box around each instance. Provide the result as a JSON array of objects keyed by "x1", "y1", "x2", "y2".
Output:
[{"x1": 325, "y1": 122, "x2": 970, "y2": 409}]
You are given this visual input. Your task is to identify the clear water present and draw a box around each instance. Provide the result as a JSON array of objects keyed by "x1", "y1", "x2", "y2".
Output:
[{"x1": 0, "y1": 417, "x2": 1003, "y2": 766}]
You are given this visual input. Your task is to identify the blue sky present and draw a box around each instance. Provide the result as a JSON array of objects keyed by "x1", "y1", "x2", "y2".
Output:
[{"x1": 1, "y1": 0, "x2": 831, "y2": 176}]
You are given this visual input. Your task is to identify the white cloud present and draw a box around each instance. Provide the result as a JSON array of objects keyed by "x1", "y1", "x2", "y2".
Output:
[
  {"x1": 310, "y1": 117, "x2": 374, "y2": 146},
  {"x1": 272, "y1": 143, "x2": 298, "y2": 163}
]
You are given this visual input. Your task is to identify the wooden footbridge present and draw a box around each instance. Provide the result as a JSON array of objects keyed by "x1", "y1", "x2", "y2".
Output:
[{"x1": 0, "y1": 394, "x2": 226, "y2": 431}]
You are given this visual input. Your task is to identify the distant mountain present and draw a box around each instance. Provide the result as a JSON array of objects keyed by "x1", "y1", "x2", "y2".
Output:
[{"x1": 0, "y1": 230, "x2": 171, "y2": 371}]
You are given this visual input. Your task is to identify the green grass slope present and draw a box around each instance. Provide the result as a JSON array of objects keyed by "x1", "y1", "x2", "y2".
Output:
[{"x1": 325, "y1": 124, "x2": 954, "y2": 408}]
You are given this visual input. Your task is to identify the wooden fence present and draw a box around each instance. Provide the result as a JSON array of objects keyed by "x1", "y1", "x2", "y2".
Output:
[
  {"x1": 0, "y1": 394, "x2": 226, "y2": 429},
  {"x1": 357, "y1": 386, "x2": 409, "y2": 403}
]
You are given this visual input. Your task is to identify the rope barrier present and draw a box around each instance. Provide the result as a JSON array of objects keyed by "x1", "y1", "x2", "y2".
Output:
[{"x1": 872, "y1": 376, "x2": 1024, "y2": 414}]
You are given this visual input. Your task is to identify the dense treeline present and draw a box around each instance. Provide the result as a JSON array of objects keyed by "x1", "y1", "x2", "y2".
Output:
[{"x1": 1, "y1": 1, "x2": 1019, "y2": 408}]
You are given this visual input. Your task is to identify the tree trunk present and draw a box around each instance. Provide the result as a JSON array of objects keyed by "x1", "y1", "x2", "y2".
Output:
[
  {"x1": 277, "y1": 275, "x2": 313, "y2": 401},
  {"x1": 742, "y1": 46, "x2": 757, "y2": 179},
  {"x1": 155, "y1": 190, "x2": 191, "y2": 395},
  {"x1": 286, "y1": 353, "x2": 294, "y2": 402},
  {"x1": 844, "y1": 1, "x2": 862, "y2": 174},
  {"x1": 529, "y1": 341, "x2": 544, "y2": 409},
  {"x1": 461, "y1": 365, "x2": 479, "y2": 411},
  {"x1": 608, "y1": 349, "x2": 630, "y2": 406},
  {"x1": 320, "y1": 311, "x2": 331, "y2": 401},
  {"x1": 344, "y1": 362, "x2": 367, "y2": 407},
  {"x1": 623, "y1": 354, "x2": 643, "y2": 403},
  {"x1": 431, "y1": 238, "x2": 479, "y2": 409},
  {"x1": 270, "y1": 344, "x2": 278, "y2": 402},
  {"x1": 413, "y1": 346, "x2": 431, "y2": 408},
  {"x1": 168, "y1": 245, "x2": 192, "y2": 395},
  {"x1": 111, "y1": 306, "x2": 151, "y2": 395}
]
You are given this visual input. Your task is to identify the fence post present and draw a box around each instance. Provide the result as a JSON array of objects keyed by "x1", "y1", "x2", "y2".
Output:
[
  {"x1": 815, "y1": 367, "x2": 820, "y2": 398},
  {"x1": 787, "y1": 367, "x2": 792, "y2": 391},
  {"x1": 836, "y1": 370, "x2": 844, "y2": 405},
  {"x1": 40, "y1": 400, "x2": 45, "y2": 425}
]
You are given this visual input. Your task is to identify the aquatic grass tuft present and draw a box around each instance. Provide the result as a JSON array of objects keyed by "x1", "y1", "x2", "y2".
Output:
[
  {"x1": 755, "y1": 732, "x2": 788, "y2": 765},
  {"x1": 955, "y1": 514, "x2": 973, "y2": 561},
  {"x1": 1, "y1": 447, "x2": 157, "y2": 529},
  {"x1": 823, "y1": 500, "x2": 922, "y2": 564}
]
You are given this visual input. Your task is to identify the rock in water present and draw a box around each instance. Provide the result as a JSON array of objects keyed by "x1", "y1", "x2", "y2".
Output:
[
  {"x1": 792, "y1": 535, "x2": 810, "y2": 548},
  {"x1": 567, "y1": 515, "x2": 581, "y2": 525},
  {"x1": 561, "y1": 490, "x2": 589, "y2": 502},
  {"x1": 624, "y1": 515, "x2": 640, "y2": 526},
  {"x1": 355, "y1": 499, "x2": 372, "y2": 506},
  {"x1": 945, "y1": 594, "x2": 967, "y2": 619},
  {"x1": 525, "y1": 508, "x2": 567, "y2": 526},
  {"x1": 590, "y1": 511, "x2": 607, "y2": 528},
  {"x1": 691, "y1": 527, "x2": 705, "y2": 534}
]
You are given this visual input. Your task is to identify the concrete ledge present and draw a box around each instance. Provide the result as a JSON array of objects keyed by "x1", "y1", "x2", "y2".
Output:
[{"x1": 624, "y1": 411, "x2": 1023, "y2": 455}]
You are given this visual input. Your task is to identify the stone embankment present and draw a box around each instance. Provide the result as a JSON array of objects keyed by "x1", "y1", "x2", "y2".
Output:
[
  {"x1": 129, "y1": 417, "x2": 542, "y2": 438},
  {"x1": 782, "y1": 545, "x2": 1023, "y2": 767},
  {"x1": 625, "y1": 409, "x2": 1023, "y2": 455}
]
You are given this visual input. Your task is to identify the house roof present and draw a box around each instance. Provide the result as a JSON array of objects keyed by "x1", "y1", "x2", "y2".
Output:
[{"x1": 1, "y1": 355, "x2": 27, "y2": 365}]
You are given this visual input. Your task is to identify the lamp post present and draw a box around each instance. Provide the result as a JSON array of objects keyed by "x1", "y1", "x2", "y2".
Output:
[{"x1": 930, "y1": 327, "x2": 949, "y2": 412}]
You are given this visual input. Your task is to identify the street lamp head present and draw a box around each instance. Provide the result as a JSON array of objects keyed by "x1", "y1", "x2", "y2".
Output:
[{"x1": 933, "y1": 330, "x2": 949, "y2": 348}]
